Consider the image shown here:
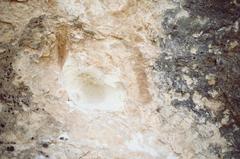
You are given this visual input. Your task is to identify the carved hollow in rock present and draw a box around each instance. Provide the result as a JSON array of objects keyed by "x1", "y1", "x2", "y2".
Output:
[{"x1": 61, "y1": 53, "x2": 126, "y2": 111}]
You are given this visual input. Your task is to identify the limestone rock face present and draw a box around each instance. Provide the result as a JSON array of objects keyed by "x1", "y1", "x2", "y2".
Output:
[{"x1": 0, "y1": 0, "x2": 239, "y2": 159}]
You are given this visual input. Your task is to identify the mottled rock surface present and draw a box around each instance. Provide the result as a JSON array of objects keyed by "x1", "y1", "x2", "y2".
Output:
[{"x1": 0, "y1": 0, "x2": 239, "y2": 159}]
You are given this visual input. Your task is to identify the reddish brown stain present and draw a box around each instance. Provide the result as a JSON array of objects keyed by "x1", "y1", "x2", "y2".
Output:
[
  {"x1": 47, "y1": 0, "x2": 56, "y2": 7},
  {"x1": 132, "y1": 48, "x2": 151, "y2": 104},
  {"x1": 56, "y1": 25, "x2": 68, "y2": 68}
]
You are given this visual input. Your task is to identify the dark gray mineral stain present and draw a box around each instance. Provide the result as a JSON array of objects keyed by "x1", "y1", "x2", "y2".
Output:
[
  {"x1": 18, "y1": 15, "x2": 47, "y2": 50},
  {"x1": 156, "y1": 0, "x2": 240, "y2": 158},
  {"x1": 0, "y1": 16, "x2": 62, "y2": 159},
  {"x1": 0, "y1": 43, "x2": 32, "y2": 158}
]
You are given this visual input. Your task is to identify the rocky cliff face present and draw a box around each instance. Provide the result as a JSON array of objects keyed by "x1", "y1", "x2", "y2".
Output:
[{"x1": 0, "y1": 0, "x2": 239, "y2": 159}]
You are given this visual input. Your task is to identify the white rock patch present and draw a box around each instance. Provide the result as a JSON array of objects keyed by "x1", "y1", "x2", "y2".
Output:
[{"x1": 61, "y1": 53, "x2": 126, "y2": 112}]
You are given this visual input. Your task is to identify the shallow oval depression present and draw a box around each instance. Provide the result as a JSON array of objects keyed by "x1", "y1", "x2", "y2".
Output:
[{"x1": 62, "y1": 53, "x2": 126, "y2": 112}]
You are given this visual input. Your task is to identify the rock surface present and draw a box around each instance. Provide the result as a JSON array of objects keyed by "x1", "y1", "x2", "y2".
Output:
[{"x1": 0, "y1": 0, "x2": 239, "y2": 159}]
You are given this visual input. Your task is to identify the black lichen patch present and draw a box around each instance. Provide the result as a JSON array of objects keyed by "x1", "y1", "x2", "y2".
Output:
[
  {"x1": 183, "y1": 0, "x2": 240, "y2": 26},
  {"x1": 0, "y1": 14, "x2": 65, "y2": 159},
  {"x1": 0, "y1": 43, "x2": 32, "y2": 157},
  {"x1": 18, "y1": 15, "x2": 47, "y2": 50},
  {"x1": 208, "y1": 143, "x2": 222, "y2": 158},
  {"x1": 0, "y1": 44, "x2": 32, "y2": 116},
  {"x1": 156, "y1": 0, "x2": 240, "y2": 158},
  {"x1": 172, "y1": 99, "x2": 211, "y2": 123}
]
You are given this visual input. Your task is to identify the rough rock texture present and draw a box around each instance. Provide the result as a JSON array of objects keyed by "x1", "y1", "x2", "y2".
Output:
[
  {"x1": 156, "y1": 1, "x2": 240, "y2": 158},
  {"x1": 0, "y1": 0, "x2": 239, "y2": 159}
]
